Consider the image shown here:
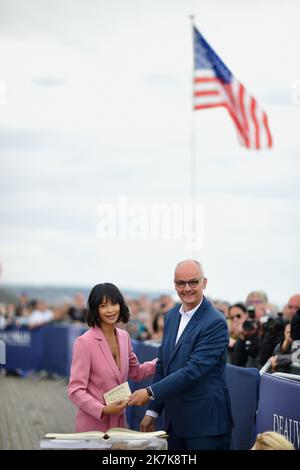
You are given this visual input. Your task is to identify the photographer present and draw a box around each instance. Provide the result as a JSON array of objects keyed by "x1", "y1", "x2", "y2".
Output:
[
  {"x1": 258, "y1": 308, "x2": 286, "y2": 366},
  {"x1": 270, "y1": 309, "x2": 300, "y2": 373},
  {"x1": 231, "y1": 306, "x2": 261, "y2": 368}
]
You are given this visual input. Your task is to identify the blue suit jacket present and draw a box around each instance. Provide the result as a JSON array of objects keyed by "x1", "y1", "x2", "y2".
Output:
[{"x1": 149, "y1": 296, "x2": 234, "y2": 438}]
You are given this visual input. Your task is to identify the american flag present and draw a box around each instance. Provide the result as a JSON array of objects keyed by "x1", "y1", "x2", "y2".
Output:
[{"x1": 193, "y1": 26, "x2": 273, "y2": 149}]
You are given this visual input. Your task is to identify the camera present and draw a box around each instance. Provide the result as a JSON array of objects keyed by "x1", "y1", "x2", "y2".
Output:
[
  {"x1": 242, "y1": 319, "x2": 257, "y2": 332},
  {"x1": 246, "y1": 305, "x2": 256, "y2": 319},
  {"x1": 260, "y1": 312, "x2": 285, "y2": 337},
  {"x1": 241, "y1": 305, "x2": 257, "y2": 332}
]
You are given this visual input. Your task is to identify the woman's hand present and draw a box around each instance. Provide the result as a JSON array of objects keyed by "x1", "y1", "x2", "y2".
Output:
[{"x1": 102, "y1": 400, "x2": 127, "y2": 416}]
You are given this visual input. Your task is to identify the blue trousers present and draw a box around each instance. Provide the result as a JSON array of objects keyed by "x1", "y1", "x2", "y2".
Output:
[{"x1": 168, "y1": 431, "x2": 232, "y2": 450}]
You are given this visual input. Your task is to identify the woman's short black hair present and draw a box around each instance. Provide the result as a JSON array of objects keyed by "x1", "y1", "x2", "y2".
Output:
[{"x1": 87, "y1": 283, "x2": 130, "y2": 327}]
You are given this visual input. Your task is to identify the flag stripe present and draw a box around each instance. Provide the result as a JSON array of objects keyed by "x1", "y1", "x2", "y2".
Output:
[
  {"x1": 194, "y1": 95, "x2": 226, "y2": 107},
  {"x1": 250, "y1": 98, "x2": 260, "y2": 149},
  {"x1": 238, "y1": 85, "x2": 249, "y2": 132},
  {"x1": 194, "y1": 77, "x2": 221, "y2": 84},
  {"x1": 194, "y1": 90, "x2": 220, "y2": 97},
  {"x1": 263, "y1": 112, "x2": 273, "y2": 148},
  {"x1": 225, "y1": 104, "x2": 250, "y2": 148},
  {"x1": 194, "y1": 102, "x2": 227, "y2": 110}
]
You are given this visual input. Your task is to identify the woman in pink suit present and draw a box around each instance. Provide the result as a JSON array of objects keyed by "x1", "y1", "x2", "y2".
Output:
[{"x1": 68, "y1": 283, "x2": 156, "y2": 432}]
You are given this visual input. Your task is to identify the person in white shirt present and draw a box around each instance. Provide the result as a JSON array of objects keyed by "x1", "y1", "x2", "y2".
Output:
[{"x1": 28, "y1": 299, "x2": 54, "y2": 328}]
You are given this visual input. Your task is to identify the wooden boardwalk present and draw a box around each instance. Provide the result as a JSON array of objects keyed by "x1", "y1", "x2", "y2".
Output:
[{"x1": 0, "y1": 374, "x2": 76, "y2": 450}]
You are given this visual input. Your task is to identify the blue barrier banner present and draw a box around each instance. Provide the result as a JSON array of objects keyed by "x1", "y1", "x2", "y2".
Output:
[
  {"x1": 0, "y1": 323, "x2": 87, "y2": 375},
  {"x1": 225, "y1": 364, "x2": 260, "y2": 450},
  {"x1": 0, "y1": 325, "x2": 45, "y2": 370},
  {"x1": 42, "y1": 323, "x2": 87, "y2": 376},
  {"x1": 256, "y1": 373, "x2": 300, "y2": 449}
]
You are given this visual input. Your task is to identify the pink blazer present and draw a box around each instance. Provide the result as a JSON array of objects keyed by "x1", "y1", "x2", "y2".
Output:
[{"x1": 68, "y1": 326, "x2": 156, "y2": 432}]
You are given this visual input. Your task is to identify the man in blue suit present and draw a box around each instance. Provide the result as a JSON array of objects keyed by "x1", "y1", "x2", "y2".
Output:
[{"x1": 127, "y1": 260, "x2": 234, "y2": 450}]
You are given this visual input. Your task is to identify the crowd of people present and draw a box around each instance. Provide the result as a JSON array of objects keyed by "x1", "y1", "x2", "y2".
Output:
[
  {"x1": 226, "y1": 292, "x2": 300, "y2": 373},
  {"x1": 0, "y1": 291, "x2": 171, "y2": 341},
  {"x1": 1, "y1": 289, "x2": 299, "y2": 374}
]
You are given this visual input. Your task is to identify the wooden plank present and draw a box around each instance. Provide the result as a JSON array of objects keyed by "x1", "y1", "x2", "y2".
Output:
[{"x1": 0, "y1": 374, "x2": 76, "y2": 450}]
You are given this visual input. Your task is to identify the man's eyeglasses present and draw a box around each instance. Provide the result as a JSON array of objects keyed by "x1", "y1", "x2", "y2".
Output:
[
  {"x1": 230, "y1": 314, "x2": 242, "y2": 320},
  {"x1": 174, "y1": 278, "x2": 202, "y2": 288}
]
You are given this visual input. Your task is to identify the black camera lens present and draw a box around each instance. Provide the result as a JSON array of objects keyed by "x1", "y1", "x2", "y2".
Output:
[{"x1": 243, "y1": 319, "x2": 256, "y2": 331}]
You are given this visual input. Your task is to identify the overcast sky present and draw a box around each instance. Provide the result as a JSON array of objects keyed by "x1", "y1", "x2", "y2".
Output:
[{"x1": 0, "y1": 0, "x2": 299, "y2": 307}]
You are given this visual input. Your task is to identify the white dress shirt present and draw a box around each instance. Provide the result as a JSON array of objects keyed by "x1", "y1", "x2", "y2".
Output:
[
  {"x1": 175, "y1": 301, "x2": 202, "y2": 344},
  {"x1": 146, "y1": 299, "x2": 203, "y2": 419}
]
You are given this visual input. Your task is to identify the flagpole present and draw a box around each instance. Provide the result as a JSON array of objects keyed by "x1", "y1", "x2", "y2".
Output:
[
  {"x1": 190, "y1": 15, "x2": 196, "y2": 205},
  {"x1": 190, "y1": 15, "x2": 197, "y2": 256}
]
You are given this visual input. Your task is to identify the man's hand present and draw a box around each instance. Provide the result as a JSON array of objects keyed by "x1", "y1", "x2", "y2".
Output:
[
  {"x1": 102, "y1": 400, "x2": 127, "y2": 416},
  {"x1": 270, "y1": 355, "x2": 278, "y2": 371},
  {"x1": 127, "y1": 389, "x2": 150, "y2": 406},
  {"x1": 140, "y1": 415, "x2": 156, "y2": 432}
]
